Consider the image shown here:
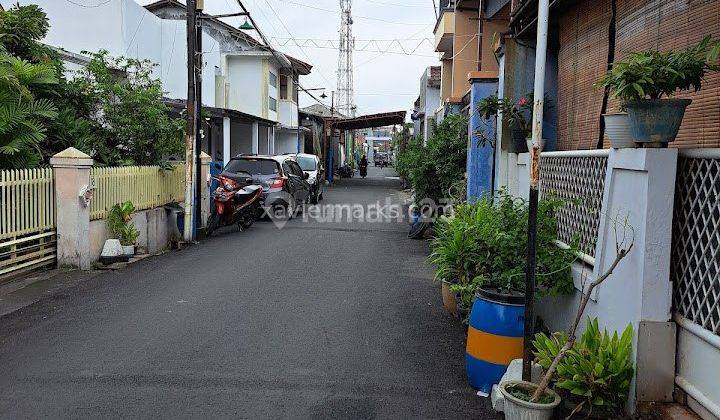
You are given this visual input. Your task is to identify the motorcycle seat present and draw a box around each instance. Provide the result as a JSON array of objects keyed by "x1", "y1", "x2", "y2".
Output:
[{"x1": 236, "y1": 185, "x2": 262, "y2": 196}]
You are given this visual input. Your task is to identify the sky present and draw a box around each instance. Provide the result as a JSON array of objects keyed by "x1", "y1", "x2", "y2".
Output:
[{"x1": 137, "y1": 0, "x2": 439, "y2": 117}]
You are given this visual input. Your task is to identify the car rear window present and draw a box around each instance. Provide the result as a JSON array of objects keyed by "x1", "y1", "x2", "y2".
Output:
[
  {"x1": 226, "y1": 158, "x2": 280, "y2": 175},
  {"x1": 296, "y1": 156, "x2": 316, "y2": 171}
]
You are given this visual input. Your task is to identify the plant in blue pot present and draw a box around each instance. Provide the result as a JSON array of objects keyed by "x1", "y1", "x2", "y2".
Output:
[
  {"x1": 454, "y1": 193, "x2": 576, "y2": 396},
  {"x1": 597, "y1": 36, "x2": 719, "y2": 146}
]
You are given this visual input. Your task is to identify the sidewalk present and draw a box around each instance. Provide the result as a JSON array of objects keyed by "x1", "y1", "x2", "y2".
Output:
[{"x1": 0, "y1": 269, "x2": 96, "y2": 318}]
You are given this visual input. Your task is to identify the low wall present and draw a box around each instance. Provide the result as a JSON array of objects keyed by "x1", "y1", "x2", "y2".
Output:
[
  {"x1": 89, "y1": 207, "x2": 179, "y2": 262},
  {"x1": 503, "y1": 148, "x2": 679, "y2": 411}
]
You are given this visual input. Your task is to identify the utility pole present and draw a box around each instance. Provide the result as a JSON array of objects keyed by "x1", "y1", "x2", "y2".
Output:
[
  {"x1": 195, "y1": 1, "x2": 204, "y2": 235},
  {"x1": 183, "y1": 0, "x2": 198, "y2": 242},
  {"x1": 523, "y1": 0, "x2": 550, "y2": 381}
]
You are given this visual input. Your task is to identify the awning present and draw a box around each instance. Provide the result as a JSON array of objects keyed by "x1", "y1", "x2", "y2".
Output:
[{"x1": 332, "y1": 111, "x2": 406, "y2": 131}]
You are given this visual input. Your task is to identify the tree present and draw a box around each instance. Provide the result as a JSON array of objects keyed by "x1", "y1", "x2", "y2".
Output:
[
  {"x1": 0, "y1": 55, "x2": 58, "y2": 169},
  {"x1": 70, "y1": 51, "x2": 184, "y2": 166}
]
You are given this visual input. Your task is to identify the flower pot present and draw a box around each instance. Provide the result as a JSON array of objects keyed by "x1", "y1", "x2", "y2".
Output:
[
  {"x1": 602, "y1": 113, "x2": 636, "y2": 148},
  {"x1": 510, "y1": 127, "x2": 528, "y2": 153},
  {"x1": 500, "y1": 381, "x2": 561, "y2": 420},
  {"x1": 441, "y1": 280, "x2": 458, "y2": 316},
  {"x1": 121, "y1": 245, "x2": 135, "y2": 256},
  {"x1": 465, "y1": 287, "x2": 525, "y2": 394},
  {"x1": 625, "y1": 98, "x2": 692, "y2": 145},
  {"x1": 525, "y1": 138, "x2": 546, "y2": 153}
]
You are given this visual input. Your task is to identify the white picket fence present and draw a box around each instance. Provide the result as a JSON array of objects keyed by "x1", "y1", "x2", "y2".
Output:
[{"x1": 0, "y1": 168, "x2": 56, "y2": 278}]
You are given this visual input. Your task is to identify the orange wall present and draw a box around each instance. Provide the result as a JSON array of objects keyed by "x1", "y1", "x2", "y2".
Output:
[{"x1": 452, "y1": 8, "x2": 480, "y2": 98}]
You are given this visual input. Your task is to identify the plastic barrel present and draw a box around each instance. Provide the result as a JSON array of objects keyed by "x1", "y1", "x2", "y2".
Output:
[{"x1": 465, "y1": 288, "x2": 525, "y2": 394}]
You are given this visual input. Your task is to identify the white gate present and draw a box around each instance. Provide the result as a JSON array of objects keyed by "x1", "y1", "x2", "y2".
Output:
[{"x1": 671, "y1": 149, "x2": 720, "y2": 420}]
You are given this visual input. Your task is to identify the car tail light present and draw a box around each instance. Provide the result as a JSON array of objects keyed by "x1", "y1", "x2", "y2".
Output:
[
  {"x1": 219, "y1": 176, "x2": 238, "y2": 191},
  {"x1": 269, "y1": 177, "x2": 286, "y2": 188}
]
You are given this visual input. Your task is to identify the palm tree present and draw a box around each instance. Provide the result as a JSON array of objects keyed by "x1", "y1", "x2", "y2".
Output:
[{"x1": 0, "y1": 54, "x2": 58, "y2": 169}]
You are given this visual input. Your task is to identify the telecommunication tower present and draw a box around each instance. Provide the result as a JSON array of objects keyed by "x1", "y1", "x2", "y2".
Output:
[{"x1": 336, "y1": 0, "x2": 355, "y2": 117}]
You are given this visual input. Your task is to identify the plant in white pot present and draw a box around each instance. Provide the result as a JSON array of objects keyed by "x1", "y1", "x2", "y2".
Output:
[
  {"x1": 500, "y1": 216, "x2": 635, "y2": 420},
  {"x1": 108, "y1": 201, "x2": 139, "y2": 256},
  {"x1": 597, "y1": 36, "x2": 720, "y2": 147}
]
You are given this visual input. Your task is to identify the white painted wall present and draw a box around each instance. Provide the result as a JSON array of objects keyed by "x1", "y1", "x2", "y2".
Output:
[
  {"x1": 225, "y1": 55, "x2": 264, "y2": 118},
  {"x1": 504, "y1": 148, "x2": 679, "y2": 412},
  {"x1": 274, "y1": 130, "x2": 299, "y2": 154},
  {"x1": 278, "y1": 100, "x2": 299, "y2": 127}
]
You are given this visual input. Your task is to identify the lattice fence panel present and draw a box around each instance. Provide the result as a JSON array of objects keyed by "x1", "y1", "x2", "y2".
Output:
[
  {"x1": 672, "y1": 156, "x2": 720, "y2": 335},
  {"x1": 539, "y1": 155, "x2": 608, "y2": 258}
]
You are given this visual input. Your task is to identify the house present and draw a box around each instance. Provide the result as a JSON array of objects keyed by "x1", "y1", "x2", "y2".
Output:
[
  {"x1": 4, "y1": 0, "x2": 312, "y2": 166},
  {"x1": 410, "y1": 66, "x2": 441, "y2": 144},
  {"x1": 144, "y1": 0, "x2": 313, "y2": 160}
]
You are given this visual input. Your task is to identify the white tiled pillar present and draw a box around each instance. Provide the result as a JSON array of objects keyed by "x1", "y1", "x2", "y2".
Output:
[
  {"x1": 252, "y1": 122, "x2": 259, "y2": 154},
  {"x1": 223, "y1": 117, "x2": 231, "y2": 165}
]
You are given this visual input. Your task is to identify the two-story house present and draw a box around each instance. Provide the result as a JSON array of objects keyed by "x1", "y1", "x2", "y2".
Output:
[
  {"x1": 144, "y1": 0, "x2": 312, "y2": 162},
  {"x1": 6, "y1": 0, "x2": 311, "y2": 167}
]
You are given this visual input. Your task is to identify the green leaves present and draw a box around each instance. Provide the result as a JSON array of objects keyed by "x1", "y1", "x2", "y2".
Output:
[
  {"x1": 597, "y1": 36, "x2": 720, "y2": 105},
  {"x1": 429, "y1": 193, "x2": 575, "y2": 296},
  {"x1": 532, "y1": 318, "x2": 635, "y2": 414},
  {"x1": 108, "y1": 201, "x2": 140, "y2": 246}
]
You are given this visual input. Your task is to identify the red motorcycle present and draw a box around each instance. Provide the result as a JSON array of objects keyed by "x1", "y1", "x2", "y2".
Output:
[{"x1": 206, "y1": 171, "x2": 263, "y2": 237}]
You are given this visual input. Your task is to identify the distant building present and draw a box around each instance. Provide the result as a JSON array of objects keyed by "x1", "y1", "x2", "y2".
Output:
[{"x1": 410, "y1": 66, "x2": 441, "y2": 144}]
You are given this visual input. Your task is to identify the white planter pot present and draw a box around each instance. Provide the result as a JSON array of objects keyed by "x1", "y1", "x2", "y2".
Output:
[
  {"x1": 121, "y1": 245, "x2": 135, "y2": 256},
  {"x1": 525, "y1": 138, "x2": 546, "y2": 153},
  {"x1": 499, "y1": 381, "x2": 560, "y2": 420},
  {"x1": 603, "y1": 113, "x2": 635, "y2": 148}
]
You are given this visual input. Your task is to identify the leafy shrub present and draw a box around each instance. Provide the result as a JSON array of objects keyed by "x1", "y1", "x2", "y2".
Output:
[
  {"x1": 430, "y1": 192, "x2": 576, "y2": 296},
  {"x1": 533, "y1": 318, "x2": 634, "y2": 416},
  {"x1": 394, "y1": 114, "x2": 468, "y2": 204},
  {"x1": 0, "y1": 54, "x2": 58, "y2": 169},
  {"x1": 597, "y1": 36, "x2": 720, "y2": 106},
  {"x1": 108, "y1": 201, "x2": 140, "y2": 246},
  {"x1": 72, "y1": 51, "x2": 184, "y2": 167}
]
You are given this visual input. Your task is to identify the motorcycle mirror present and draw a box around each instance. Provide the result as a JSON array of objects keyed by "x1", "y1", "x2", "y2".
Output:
[{"x1": 303, "y1": 172, "x2": 309, "y2": 180}]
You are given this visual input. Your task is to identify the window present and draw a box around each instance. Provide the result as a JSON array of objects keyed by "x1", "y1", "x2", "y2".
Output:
[
  {"x1": 280, "y1": 74, "x2": 288, "y2": 100},
  {"x1": 269, "y1": 97, "x2": 277, "y2": 112},
  {"x1": 296, "y1": 156, "x2": 317, "y2": 171},
  {"x1": 226, "y1": 158, "x2": 279, "y2": 176},
  {"x1": 269, "y1": 71, "x2": 277, "y2": 88}
]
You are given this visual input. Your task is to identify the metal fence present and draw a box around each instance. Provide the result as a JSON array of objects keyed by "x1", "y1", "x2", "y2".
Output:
[
  {"x1": 0, "y1": 168, "x2": 56, "y2": 278},
  {"x1": 672, "y1": 149, "x2": 720, "y2": 336},
  {"x1": 90, "y1": 165, "x2": 185, "y2": 220},
  {"x1": 539, "y1": 150, "x2": 609, "y2": 261}
]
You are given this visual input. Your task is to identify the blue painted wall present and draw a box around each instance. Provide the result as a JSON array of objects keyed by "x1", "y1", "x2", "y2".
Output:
[{"x1": 467, "y1": 78, "x2": 499, "y2": 201}]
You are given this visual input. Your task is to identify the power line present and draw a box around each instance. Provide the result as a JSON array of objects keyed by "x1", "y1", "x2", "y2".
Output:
[
  {"x1": 62, "y1": 0, "x2": 114, "y2": 8},
  {"x1": 277, "y1": 0, "x2": 430, "y2": 25}
]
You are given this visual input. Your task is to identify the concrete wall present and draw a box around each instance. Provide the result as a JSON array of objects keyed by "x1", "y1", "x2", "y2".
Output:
[
  {"x1": 275, "y1": 130, "x2": 299, "y2": 154},
  {"x1": 504, "y1": 148, "x2": 679, "y2": 411},
  {"x1": 225, "y1": 55, "x2": 264, "y2": 118},
  {"x1": 89, "y1": 207, "x2": 176, "y2": 263},
  {"x1": 451, "y1": 9, "x2": 479, "y2": 99}
]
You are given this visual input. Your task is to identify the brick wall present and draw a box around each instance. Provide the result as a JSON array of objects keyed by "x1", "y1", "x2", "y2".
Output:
[{"x1": 556, "y1": 0, "x2": 720, "y2": 150}]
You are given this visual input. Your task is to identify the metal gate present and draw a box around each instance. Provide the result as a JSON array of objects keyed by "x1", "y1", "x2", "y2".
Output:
[
  {"x1": 671, "y1": 149, "x2": 720, "y2": 420},
  {"x1": 0, "y1": 168, "x2": 56, "y2": 280}
]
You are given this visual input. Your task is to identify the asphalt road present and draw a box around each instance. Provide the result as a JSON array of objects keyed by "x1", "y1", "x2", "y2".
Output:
[{"x1": 0, "y1": 166, "x2": 495, "y2": 419}]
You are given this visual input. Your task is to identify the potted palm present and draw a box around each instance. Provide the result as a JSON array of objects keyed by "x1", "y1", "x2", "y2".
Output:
[
  {"x1": 108, "y1": 201, "x2": 140, "y2": 256},
  {"x1": 597, "y1": 36, "x2": 719, "y2": 146}
]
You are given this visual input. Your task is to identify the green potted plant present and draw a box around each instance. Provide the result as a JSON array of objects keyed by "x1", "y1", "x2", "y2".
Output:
[
  {"x1": 429, "y1": 204, "x2": 481, "y2": 317},
  {"x1": 597, "y1": 36, "x2": 719, "y2": 146},
  {"x1": 108, "y1": 201, "x2": 140, "y2": 256},
  {"x1": 534, "y1": 319, "x2": 635, "y2": 419},
  {"x1": 478, "y1": 94, "x2": 551, "y2": 153},
  {"x1": 433, "y1": 194, "x2": 576, "y2": 395},
  {"x1": 500, "y1": 218, "x2": 634, "y2": 420}
]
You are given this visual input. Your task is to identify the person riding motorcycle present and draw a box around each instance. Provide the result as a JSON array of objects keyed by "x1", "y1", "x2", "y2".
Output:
[{"x1": 359, "y1": 155, "x2": 368, "y2": 178}]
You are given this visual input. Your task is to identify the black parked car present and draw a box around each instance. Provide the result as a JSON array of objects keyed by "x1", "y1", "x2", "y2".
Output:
[{"x1": 223, "y1": 155, "x2": 311, "y2": 218}]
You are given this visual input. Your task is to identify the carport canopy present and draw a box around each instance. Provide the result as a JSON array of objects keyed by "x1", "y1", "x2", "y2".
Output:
[{"x1": 332, "y1": 111, "x2": 406, "y2": 130}]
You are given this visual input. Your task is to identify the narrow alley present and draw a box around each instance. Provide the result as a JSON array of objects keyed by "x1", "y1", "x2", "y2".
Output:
[{"x1": 0, "y1": 167, "x2": 495, "y2": 418}]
